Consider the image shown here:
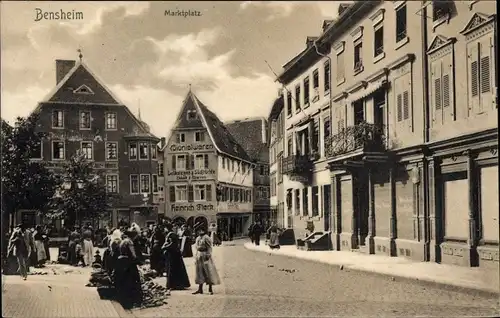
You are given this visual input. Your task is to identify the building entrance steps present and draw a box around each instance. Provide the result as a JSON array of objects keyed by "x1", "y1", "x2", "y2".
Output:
[{"x1": 244, "y1": 242, "x2": 499, "y2": 295}]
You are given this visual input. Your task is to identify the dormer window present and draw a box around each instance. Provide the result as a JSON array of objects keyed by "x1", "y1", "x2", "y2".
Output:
[
  {"x1": 73, "y1": 84, "x2": 94, "y2": 95},
  {"x1": 187, "y1": 110, "x2": 197, "y2": 120}
]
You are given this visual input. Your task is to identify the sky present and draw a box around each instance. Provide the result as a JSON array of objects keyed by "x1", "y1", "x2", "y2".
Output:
[{"x1": 1, "y1": 1, "x2": 343, "y2": 137}]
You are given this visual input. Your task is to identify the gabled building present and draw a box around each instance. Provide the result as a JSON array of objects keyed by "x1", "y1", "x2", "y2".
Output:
[
  {"x1": 268, "y1": 94, "x2": 286, "y2": 227},
  {"x1": 23, "y1": 58, "x2": 160, "y2": 228},
  {"x1": 161, "y1": 91, "x2": 254, "y2": 236},
  {"x1": 226, "y1": 117, "x2": 270, "y2": 224}
]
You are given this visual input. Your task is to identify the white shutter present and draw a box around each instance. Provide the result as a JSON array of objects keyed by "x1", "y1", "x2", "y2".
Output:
[
  {"x1": 479, "y1": 35, "x2": 493, "y2": 111},
  {"x1": 468, "y1": 43, "x2": 480, "y2": 115},
  {"x1": 442, "y1": 55, "x2": 454, "y2": 121}
]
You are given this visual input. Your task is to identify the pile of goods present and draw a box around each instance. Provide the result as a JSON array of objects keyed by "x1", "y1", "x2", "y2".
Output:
[
  {"x1": 140, "y1": 279, "x2": 168, "y2": 308},
  {"x1": 86, "y1": 265, "x2": 168, "y2": 308}
]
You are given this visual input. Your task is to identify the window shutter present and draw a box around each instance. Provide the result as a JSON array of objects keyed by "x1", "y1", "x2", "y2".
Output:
[
  {"x1": 434, "y1": 78, "x2": 442, "y2": 110},
  {"x1": 175, "y1": 134, "x2": 180, "y2": 143},
  {"x1": 188, "y1": 185, "x2": 194, "y2": 202},
  {"x1": 169, "y1": 186, "x2": 175, "y2": 202},
  {"x1": 172, "y1": 156, "x2": 176, "y2": 170},
  {"x1": 468, "y1": 43, "x2": 480, "y2": 115},
  {"x1": 206, "y1": 184, "x2": 212, "y2": 201},
  {"x1": 397, "y1": 94, "x2": 403, "y2": 122},
  {"x1": 442, "y1": 74, "x2": 450, "y2": 108},
  {"x1": 403, "y1": 91, "x2": 409, "y2": 120},
  {"x1": 479, "y1": 36, "x2": 492, "y2": 112},
  {"x1": 204, "y1": 154, "x2": 209, "y2": 169}
]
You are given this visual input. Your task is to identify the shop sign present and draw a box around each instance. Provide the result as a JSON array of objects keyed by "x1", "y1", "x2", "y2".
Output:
[
  {"x1": 169, "y1": 144, "x2": 214, "y2": 152},
  {"x1": 168, "y1": 169, "x2": 215, "y2": 181},
  {"x1": 227, "y1": 203, "x2": 240, "y2": 210},
  {"x1": 171, "y1": 203, "x2": 215, "y2": 213}
]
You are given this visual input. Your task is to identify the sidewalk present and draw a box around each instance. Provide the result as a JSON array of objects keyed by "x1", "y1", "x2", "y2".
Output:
[{"x1": 244, "y1": 242, "x2": 500, "y2": 295}]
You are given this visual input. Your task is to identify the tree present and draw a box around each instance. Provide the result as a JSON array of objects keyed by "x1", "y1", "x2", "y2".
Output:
[
  {"x1": 48, "y1": 151, "x2": 116, "y2": 228},
  {"x1": 1, "y1": 113, "x2": 57, "y2": 231}
]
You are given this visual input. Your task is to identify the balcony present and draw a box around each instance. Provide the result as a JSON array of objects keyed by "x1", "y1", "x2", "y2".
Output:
[
  {"x1": 282, "y1": 154, "x2": 314, "y2": 183},
  {"x1": 325, "y1": 122, "x2": 387, "y2": 167}
]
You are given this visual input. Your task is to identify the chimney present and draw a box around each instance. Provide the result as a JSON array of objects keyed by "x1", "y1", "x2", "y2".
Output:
[
  {"x1": 56, "y1": 60, "x2": 76, "y2": 84},
  {"x1": 160, "y1": 137, "x2": 166, "y2": 148},
  {"x1": 305, "y1": 36, "x2": 319, "y2": 48}
]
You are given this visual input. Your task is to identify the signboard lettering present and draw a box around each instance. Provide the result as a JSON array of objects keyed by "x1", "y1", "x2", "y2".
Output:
[
  {"x1": 171, "y1": 204, "x2": 215, "y2": 212},
  {"x1": 167, "y1": 169, "x2": 215, "y2": 181},
  {"x1": 227, "y1": 203, "x2": 240, "y2": 210},
  {"x1": 169, "y1": 144, "x2": 214, "y2": 152}
]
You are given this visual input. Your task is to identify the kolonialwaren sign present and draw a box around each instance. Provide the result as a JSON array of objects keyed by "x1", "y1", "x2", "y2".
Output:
[{"x1": 169, "y1": 144, "x2": 214, "y2": 152}]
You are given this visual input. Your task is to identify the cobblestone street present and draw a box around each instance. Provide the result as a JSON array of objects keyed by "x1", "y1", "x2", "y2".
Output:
[{"x1": 3, "y1": 241, "x2": 499, "y2": 317}]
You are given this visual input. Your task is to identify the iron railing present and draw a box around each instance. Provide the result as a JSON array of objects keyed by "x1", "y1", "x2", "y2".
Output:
[
  {"x1": 325, "y1": 121, "x2": 386, "y2": 158},
  {"x1": 282, "y1": 154, "x2": 313, "y2": 175}
]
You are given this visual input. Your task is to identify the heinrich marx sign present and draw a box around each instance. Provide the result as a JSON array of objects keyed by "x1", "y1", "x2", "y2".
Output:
[{"x1": 171, "y1": 203, "x2": 215, "y2": 213}]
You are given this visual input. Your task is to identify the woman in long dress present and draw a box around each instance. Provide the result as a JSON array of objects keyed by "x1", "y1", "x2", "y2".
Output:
[
  {"x1": 33, "y1": 225, "x2": 47, "y2": 267},
  {"x1": 149, "y1": 225, "x2": 165, "y2": 275},
  {"x1": 162, "y1": 223, "x2": 191, "y2": 295},
  {"x1": 267, "y1": 223, "x2": 280, "y2": 250},
  {"x1": 113, "y1": 228, "x2": 142, "y2": 309},
  {"x1": 179, "y1": 225, "x2": 193, "y2": 258},
  {"x1": 193, "y1": 227, "x2": 221, "y2": 295},
  {"x1": 82, "y1": 227, "x2": 94, "y2": 267}
]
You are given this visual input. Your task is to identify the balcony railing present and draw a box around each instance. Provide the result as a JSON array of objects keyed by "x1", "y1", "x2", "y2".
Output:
[
  {"x1": 325, "y1": 122, "x2": 386, "y2": 158},
  {"x1": 282, "y1": 154, "x2": 313, "y2": 175}
]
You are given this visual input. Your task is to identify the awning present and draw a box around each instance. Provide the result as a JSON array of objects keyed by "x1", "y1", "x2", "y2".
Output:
[{"x1": 347, "y1": 78, "x2": 387, "y2": 103}]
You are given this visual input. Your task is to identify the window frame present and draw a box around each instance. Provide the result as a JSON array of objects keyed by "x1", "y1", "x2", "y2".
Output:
[
  {"x1": 79, "y1": 110, "x2": 91, "y2": 130},
  {"x1": 194, "y1": 184, "x2": 207, "y2": 201},
  {"x1": 139, "y1": 142, "x2": 149, "y2": 160},
  {"x1": 139, "y1": 174, "x2": 151, "y2": 194},
  {"x1": 175, "y1": 185, "x2": 188, "y2": 202},
  {"x1": 129, "y1": 142, "x2": 138, "y2": 160},
  {"x1": 152, "y1": 174, "x2": 159, "y2": 193},
  {"x1": 176, "y1": 154, "x2": 187, "y2": 171},
  {"x1": 303, "y1": 76, "x2": 310, "y2": 107},
  {"x1": 295, "y1": 84, "x2": 301, "y2": 113},
  {"x1": 51, "y1": 140, "x2": 65, "y2": 160},
  {"x1": 105, "y1": 112, "x2": 117, "y2": 130},
  {"x1": 395, "y1": 3, "x2": 408, "y2": 44},
  {"x1": 130, "y1": 174, "x2": 139, "y2": 194},
  {"x1": 106, "y1": 174, "x2": 119, "y2": 193},
  {"x1": 176, "y1": 133, "x2": 186, "y2": 143},
  {"x1": 324, "y1": 60, "x2": 331, "y2": 94},
  {"x1": 286, "y1": 91, "x2": 293, "y2": 117},
  {"x1": 51, "y1": 110, "x2": 64, "y2": 129},
  {"x1": 105, "y1": 142, "x2": 118, "y2": 161},
  {"x1": 195, "y1": 131, "x2": 205, "y2": 142},
  {"x1": 158, "y1": 163, "x2": 164, "y2": 176},
  {"x1": 80, "y1": 141, "x2": 94, "y2": 160}
]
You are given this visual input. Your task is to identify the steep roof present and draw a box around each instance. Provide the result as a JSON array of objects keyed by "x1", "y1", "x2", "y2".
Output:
[
  {"x1": 33, "y1": 59, "x2": 156, "y2": 140},
  {"x1": 165, "y1": 91, "x2": 252, "y2": 163},
  {"x1": 268, "y1": 95, "x2": 284, "y2": 121},
  {"x1": 225, "y1": 118, "x2": 268, "y2": 163}
]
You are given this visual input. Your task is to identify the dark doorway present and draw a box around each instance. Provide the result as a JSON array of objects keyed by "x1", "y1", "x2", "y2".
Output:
[
  {"x1": 353, "y1": 173, "x2": 369, "y2": 247},
  {"x1": 323, "y1": 184, "x2": 331, "y2": 231},
  {"x1": 373, "y1": 89, "x2": 385, "y2": 131},
  {"x1": 354, "y1": 100, "x2": 365, "y2": 125}
]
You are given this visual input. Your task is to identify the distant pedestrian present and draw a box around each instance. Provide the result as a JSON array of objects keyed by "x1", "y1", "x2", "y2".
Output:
[
  {"x1": 74, "y1": 239, "x2": 86, "y2": 267},
  {"x1": 33, "y1": 225, "x2": 47, "y2": 267},
  {"x1": 82, "y1": 228, "x2": 94, "y2": 267},
  {"x1": 248, "y1": 222, "x2": 255, "y2": 243},
  {"x1": 193, "y1": 227, "x2": 221, "y2": 295},
  {"x1": 7, "y1": 223, "x2": 30, "y2": 280},
  {"x1": 179, "y1": 224, "x2": 193, "y2": 258},
  {"x1": 267, "y1": 223, "x2": 280, "y2": 250},
  {"x1": 150, "y1": 224, "x2": 165, "y2": 275},
  {"x1": 252, "y1": 221, "x2": 264, "y2": 246}
]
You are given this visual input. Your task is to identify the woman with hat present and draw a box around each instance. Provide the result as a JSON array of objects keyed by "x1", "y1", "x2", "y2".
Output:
[
  {"x1": 113, "y1": 227, "x2": 142, "y2": 309},
  {"x1": 150, "y1": 224, "x2": 166, "y2": 276},
  {"x1": 7, "y1": 223, "x2": 30, "y2": 280},
  {"x1": 193, "y1": 226, "x2": 221, "y2": 295},
  {"x1": 162, "y1": 222, "x2": 190, "y2": 295},
  {"x1": 33, "y1": 225, "x2": 47, "y2": 267}
]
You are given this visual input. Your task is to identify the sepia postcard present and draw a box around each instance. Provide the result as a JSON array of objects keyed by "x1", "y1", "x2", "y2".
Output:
[{"x1": 1, "y1": 1, "x2": 498, "y2": 317}]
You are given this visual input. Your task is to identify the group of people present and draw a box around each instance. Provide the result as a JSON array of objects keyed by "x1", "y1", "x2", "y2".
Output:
[
  {"x1": 100, "y1": 221, "x2": 221, "y2": 309},
  {"x1": 6, "y1": 223, "x2": 51, "y2": 279},
  {"x1": 248, "y1": 221, "x2": 281, "y2": 250},
  {"x1": 64, "y1": 224, "x2": 97, "y2": 267}
]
